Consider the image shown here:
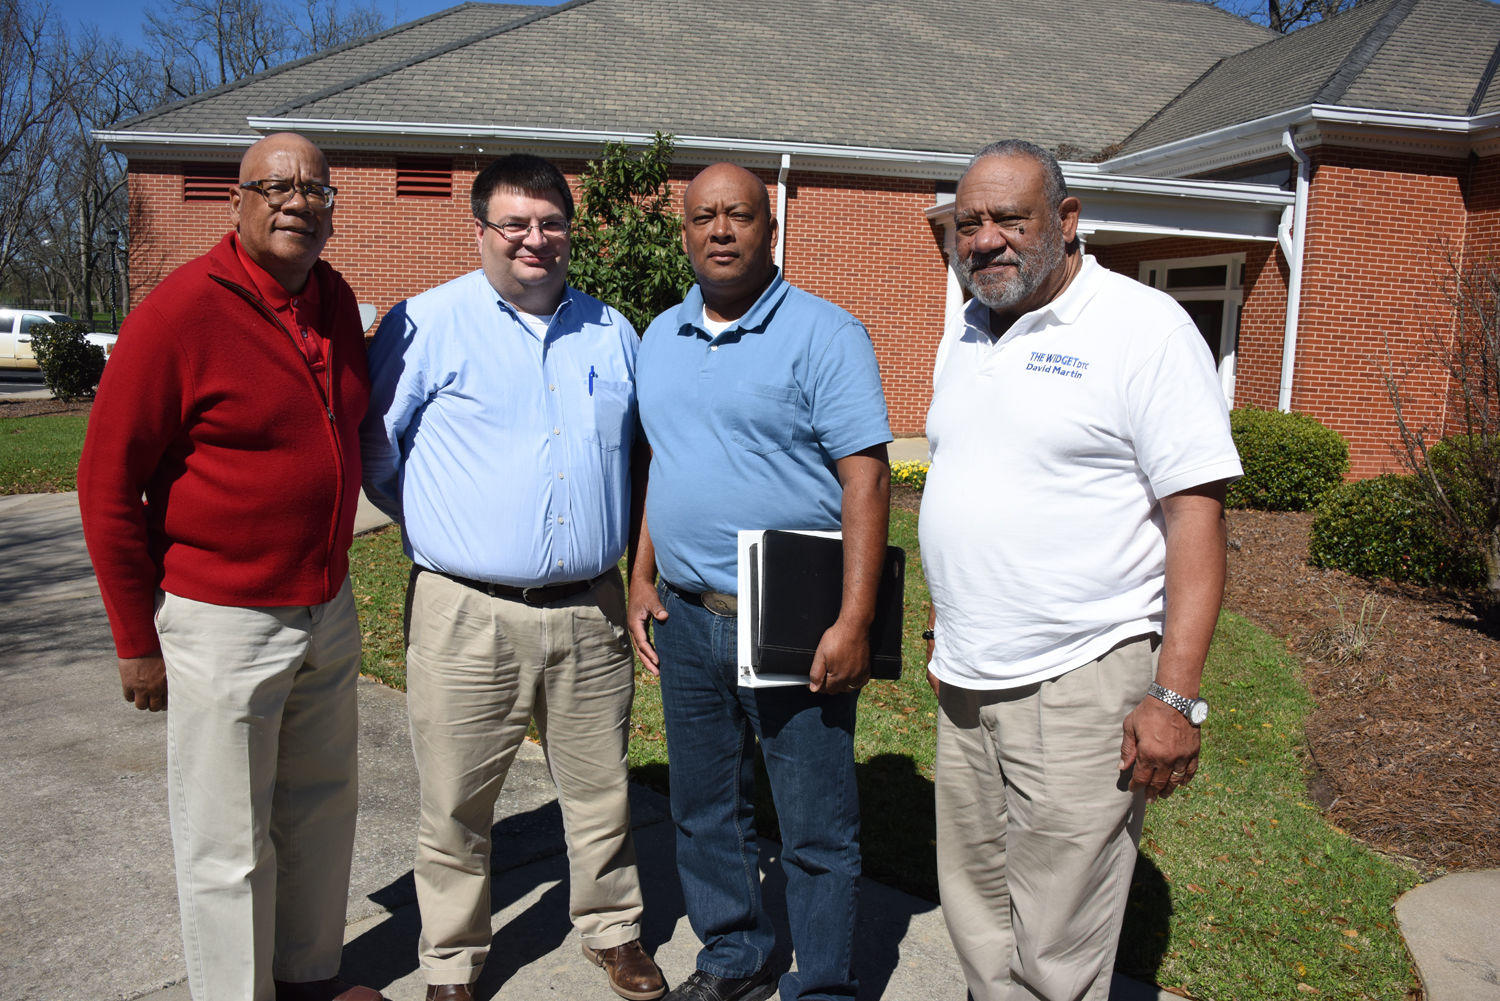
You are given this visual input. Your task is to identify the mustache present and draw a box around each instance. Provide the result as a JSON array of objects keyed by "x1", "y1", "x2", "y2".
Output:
[{"x1": 960, "y1": 250, "x2": 1022, "y2": 272}]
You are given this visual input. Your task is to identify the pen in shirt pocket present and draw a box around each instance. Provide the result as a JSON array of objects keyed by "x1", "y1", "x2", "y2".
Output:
[{"x1": 588, "y1": 365, "x2": 597, "y2": 396}]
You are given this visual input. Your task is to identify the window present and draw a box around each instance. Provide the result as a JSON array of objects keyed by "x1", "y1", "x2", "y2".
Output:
[
  {"x1": 1139, "y1": 252, "x2": 1244, "y2": 405},
  {"x1": 183, "y1": 163, "x2": 239, "y2": 202},
  {"x1": 396, "y1": 158, "x2": 453, "y2": 198}
]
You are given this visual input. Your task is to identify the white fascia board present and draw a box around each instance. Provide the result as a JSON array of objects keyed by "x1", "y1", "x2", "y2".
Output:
[
  {"x1": 244, "y1": 117, "x2": 977, "y2": 179},
  {"x1": 926, "y1": 174, "x2": 1287, "y2": 243},
  {"x1": 91, "y1": 129, "x2": 258, "y2": 156},
  {"x1": 1099, "y1": 104, "x2": 1500, "y2": 177}
]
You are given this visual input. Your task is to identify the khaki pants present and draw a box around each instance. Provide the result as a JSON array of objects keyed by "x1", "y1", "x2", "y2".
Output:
[
  {"x1": 405, "y1": 568, "x2": 644, "y2": 986},
  {"x1": 935, "y1": 635, "x2": 1156, "y2": 1001},
  {"x1": 156, "y1": 579, "x2": 362, "y2": 1001}
]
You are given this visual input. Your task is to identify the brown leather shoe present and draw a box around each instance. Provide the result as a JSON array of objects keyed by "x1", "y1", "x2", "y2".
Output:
[
  {"x1": 274, "y1": 979, "x2": 385, "y2": 1001},
  {"x1": 582, "y1": 939, "x2": 668, "y2": 1000},
  {"x1": 424, "y1": 986, "x2": 473, "y2": 1001}
]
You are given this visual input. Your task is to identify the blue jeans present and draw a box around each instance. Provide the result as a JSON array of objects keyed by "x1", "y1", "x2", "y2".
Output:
[{"x1": 654, "y1": 579, "x2": 860, "y2": 1001}]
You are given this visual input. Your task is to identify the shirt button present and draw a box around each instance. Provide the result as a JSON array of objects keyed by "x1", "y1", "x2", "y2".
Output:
[
  {"x1": 549, "y1": 384, "x2": 556, "y2": 391},
  {"x1": 711, "y1": 345, "x2": 718, "y2": 351},
  {"x1": 557, "y1": 473, "x2": 565, "y2": 479},
  {"x1": 557, "y1": 516, "x2": 565, "y2": 524},
  {"x1": 553, "y1": 428, "x2": 561, "y2": 435},
  {"x1": 557, "y1": 560, "x2": 564, "y2": 568}
]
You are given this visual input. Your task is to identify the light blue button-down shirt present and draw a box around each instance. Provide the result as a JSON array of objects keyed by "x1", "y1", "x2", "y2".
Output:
[{"x1": 360, "y1": 269, "x2": 638, "y2": 587}]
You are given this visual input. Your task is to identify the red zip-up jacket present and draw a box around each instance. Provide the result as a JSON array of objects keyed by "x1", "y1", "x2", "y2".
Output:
[{"x1": 79, "y1": 233, "x2": 370, "y2": 659}]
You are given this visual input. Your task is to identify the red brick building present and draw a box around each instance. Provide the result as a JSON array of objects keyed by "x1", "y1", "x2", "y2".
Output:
[{"x1": 98, "y1": 0, "x2": 1500, "y2": 475}]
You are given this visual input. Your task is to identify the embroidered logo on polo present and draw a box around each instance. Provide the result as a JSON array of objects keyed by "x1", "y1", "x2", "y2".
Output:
[{"x1": 1024, "y1": 350, "x2": 1091, "y2": 381}]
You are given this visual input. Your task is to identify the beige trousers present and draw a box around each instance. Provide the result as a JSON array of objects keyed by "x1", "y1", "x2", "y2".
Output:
[
  {"x1": 935, "y1": 635, "x2": 1156, "y2": 1001},
  {"x1": 155, "y1": 579, "x2": 362, "y2": 1001},
  {"x1": 405, "y1": 568, "x2": 644, "y2": 985}
]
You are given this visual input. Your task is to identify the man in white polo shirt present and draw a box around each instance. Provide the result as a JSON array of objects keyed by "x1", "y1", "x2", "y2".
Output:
[{"x1": 920, "y1": 139, "x2": 1242, "y2": 1001}]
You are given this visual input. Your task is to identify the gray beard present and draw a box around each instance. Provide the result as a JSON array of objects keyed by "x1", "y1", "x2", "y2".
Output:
[{"x1": 957, "y1": 230, "x2": 1065, "y2": 314}]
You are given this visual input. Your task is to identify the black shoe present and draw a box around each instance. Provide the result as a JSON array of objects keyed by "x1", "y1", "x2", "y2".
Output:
[{"x1": 663, "y1": 966, "x2": 776, "y2": 1001}]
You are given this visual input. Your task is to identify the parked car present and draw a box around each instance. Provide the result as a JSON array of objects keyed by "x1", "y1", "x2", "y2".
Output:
[{"x1": 0, "y1": 308, "x2": 117, "y2": 370}]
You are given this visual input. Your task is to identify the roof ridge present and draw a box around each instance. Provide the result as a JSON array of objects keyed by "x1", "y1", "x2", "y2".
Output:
[
  {"x1": 1118, "y1": 57, "x2": 1228, "y2": 152},
  {"x1": 112, "y1": 2, "x2": 506, "y2": 131},
  {"x1": 1312, "y1": 0, "x2": 1415, "y2": 104},
  {"x1": 265, "y1": 0, "x2": 599, "y2": 118},
  {"x1": 1469, "y1": 42, "x2": 1500, "y2": 114}
]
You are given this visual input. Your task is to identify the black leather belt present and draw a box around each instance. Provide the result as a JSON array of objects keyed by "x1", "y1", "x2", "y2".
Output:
[
  {"x1": 664, "y1": 580, "x2": 738, "y2": 616},
  {"x1": 430, "y1": 568, "x2": 607, "y2": 606}
]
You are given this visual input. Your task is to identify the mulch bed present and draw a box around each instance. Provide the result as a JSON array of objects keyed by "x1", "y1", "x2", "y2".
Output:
[
  {"x1": 898, "y1": 485, "x2": 1498, "y2": 874},
  {"x1": 0, "y1": 398, "x2": 91, "y2": 419},
  {"x1": 1225, "y1": 510, "x2": 1498, "y2": 874}
]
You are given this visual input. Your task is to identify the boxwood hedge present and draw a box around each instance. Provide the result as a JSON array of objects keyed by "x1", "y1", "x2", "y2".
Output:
[{"x1": 1227, "y1": 408, "x2": 1348, "y2": 511}]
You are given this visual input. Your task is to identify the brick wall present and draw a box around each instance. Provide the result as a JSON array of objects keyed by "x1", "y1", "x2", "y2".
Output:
[
  {"x1": 1292, "y1": 149, "x2": 1466, "y2": 478},
  {"x1": 127, "y1": 154, "x2": 945, "y2": 437}
]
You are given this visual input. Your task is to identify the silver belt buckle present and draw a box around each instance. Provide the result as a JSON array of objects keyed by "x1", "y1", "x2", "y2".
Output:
[{"x1": 701, "y1": 591, "x2": 738, "y2": 616}]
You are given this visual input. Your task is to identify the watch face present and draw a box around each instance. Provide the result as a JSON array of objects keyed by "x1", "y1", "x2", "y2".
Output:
[{"x1": 1188, "y1": 700, "x2": 1210, "y2": 726}]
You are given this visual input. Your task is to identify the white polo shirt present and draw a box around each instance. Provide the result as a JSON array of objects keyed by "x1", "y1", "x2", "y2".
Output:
[{"x1": 919, "y1": 255, "x2": 1242, "y2": 690}]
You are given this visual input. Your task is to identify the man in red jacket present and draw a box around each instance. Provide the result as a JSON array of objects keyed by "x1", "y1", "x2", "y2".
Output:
[{"x1": 78, "y1": 132, "x2": 379, "y2": 1001}]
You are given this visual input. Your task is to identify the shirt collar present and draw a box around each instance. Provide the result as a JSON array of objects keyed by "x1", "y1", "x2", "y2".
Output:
[
  {"x1": 486, "y1": 274, "x2": 576, "y2": 325},
  {"x1": 675, "y1": 267, "x2": 789, "y2": 340},
  {"x1": 963, "y1": 253, "x2": 1103, "y2": 337},
  {"x1": 230, "y1": 232, "x2": 319, "y2": 313}
]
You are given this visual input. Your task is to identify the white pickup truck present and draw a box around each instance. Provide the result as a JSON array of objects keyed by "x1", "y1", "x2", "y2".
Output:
[{"x1": 0, "y1": 308, "x2": 118, "y2": 370}]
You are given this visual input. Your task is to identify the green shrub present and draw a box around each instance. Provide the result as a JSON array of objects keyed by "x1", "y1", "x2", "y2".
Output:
[
  {"x1": 1426, "y1": 435, "x2": 1500, "y2": 534},
  {"x1": 1309, "y1": 474, "x2": 1484, "y2": 587},
  {"x1": 890, "y1": 460, "x2": 928, "y2": 490},
  {"x1": 1227, "y1": 408, "x2": 1348, "y2": 511},
  {"x1": 30, "y1": 321, "x2": 105, "y2": 402}
]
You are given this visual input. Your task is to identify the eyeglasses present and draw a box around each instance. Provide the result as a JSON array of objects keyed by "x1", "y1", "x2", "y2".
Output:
[
  {"x1": 478, "y1": 218, "x2": 569, "y2": 241},
  {"x1": 239, "y1": 179, "x2": 337, "y2": 210}
]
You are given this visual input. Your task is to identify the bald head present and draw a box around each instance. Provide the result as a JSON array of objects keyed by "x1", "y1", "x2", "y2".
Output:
[
  {"x1": 681, "y1": 162, "x2": 778, "y2": 321},
  {"x1": 239, "y1": 131, "x2": 328, "y2": 184},
  {"x1": 684, "y1": 162, "x2": 770, "y2": 219},
  {"x1": 229, "y1": 132, "x2": 333, "y2": 294}
]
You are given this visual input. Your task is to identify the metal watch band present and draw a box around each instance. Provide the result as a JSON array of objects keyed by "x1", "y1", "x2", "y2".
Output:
[{"x1": 1148, "y1": 682, "x2": 1195, "y2": 719}]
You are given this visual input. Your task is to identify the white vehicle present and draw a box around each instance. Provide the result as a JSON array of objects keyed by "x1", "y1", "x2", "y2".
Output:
[{"x1": 0, "y1": 308, "x2": 118, "y2": 370}]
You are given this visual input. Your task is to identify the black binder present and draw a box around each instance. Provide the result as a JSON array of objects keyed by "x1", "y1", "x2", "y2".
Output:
[{"x1": 748, "y1": 530, "x2": 906, "y2": 680}]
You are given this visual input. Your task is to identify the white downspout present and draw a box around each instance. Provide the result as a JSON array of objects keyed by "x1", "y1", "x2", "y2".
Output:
[
  {"x1": 1278, "y1": 128, "x2": 1310, "y2": 412},
  {"x1": 774, "y1": 153, "x2": 791, "y2": 268}
]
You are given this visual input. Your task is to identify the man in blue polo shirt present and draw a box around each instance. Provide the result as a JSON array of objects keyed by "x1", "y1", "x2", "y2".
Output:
[
  {"x1": 627, "y1": 162, "x2": 892, "y2": 1001},
  {"x1": 361, "y1": 154, "x2": 665, "y2": 1001}
]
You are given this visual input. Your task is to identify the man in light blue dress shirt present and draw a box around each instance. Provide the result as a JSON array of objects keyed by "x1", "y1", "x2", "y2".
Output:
[{"x1": 361, "y1": 154, "x2": 666, "y2": 1001}]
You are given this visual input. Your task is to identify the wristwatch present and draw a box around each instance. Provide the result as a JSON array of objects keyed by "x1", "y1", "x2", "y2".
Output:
[{"x1": 1147, "y1": 682, "x2": 1209, "y2": 726}]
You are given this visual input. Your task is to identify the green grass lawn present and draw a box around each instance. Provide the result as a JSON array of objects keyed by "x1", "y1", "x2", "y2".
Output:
[
  {"x1": 347, "y1": 507, "x2": 1421, "y2": 1000},
  {"x1": 0, "y1": 415, "x2": 87, "y2": 493}
]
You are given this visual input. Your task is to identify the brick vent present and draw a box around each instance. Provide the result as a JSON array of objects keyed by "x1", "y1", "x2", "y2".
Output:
[
  {"x1": 182, "y1": 163, "x2": 238, "y2": 202},
  {"x1": 396, "y1": 158, "x2": 454, "y2": 198}
]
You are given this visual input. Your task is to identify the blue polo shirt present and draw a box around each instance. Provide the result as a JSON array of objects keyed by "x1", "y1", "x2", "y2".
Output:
[{"x1": 637, "y1": 270, "x2": 891, "y2": 595}]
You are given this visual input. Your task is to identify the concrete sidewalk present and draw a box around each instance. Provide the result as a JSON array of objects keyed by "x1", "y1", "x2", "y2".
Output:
[{"x1": 16, "y1": 489, "x2": 1489, "y2": 1001}]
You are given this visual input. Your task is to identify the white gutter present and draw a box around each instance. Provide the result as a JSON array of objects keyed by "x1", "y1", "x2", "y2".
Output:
[
  {"x1": 1100, "y1": 103, "x2": 1500, "y2": 176},
  {"x1": 1277, "y1": 128, "x2": 1311, "y2": 413},
  {"x1": 775, "y1": 153, "x2": 790, "y2": 267},
  {"x1": 88, "y1": 130, "x2": 258, "y2": 149}
]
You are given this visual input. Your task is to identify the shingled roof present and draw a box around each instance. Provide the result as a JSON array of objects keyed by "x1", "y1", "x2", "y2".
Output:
[
  {"x1": 1122, "y1": 0, "x2": 1500, "y2": 153},
  {"x1": 116, "y1": 3, "x2": 549, "y2": 135},
  {"x1": 112, "y1": 0, "x2": 1273, "y2": 158}
]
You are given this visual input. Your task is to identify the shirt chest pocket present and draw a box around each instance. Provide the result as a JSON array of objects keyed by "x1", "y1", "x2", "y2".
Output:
[
  {"x1": 720, "y1": 380, "x2": 801, "y2": 455},
  {"x1": 585, "y1": 379, "x2": 633, "y2": 452}
]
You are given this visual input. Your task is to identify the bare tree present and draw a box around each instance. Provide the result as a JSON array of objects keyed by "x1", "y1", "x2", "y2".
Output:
[
  {"x1": 1208, "y1": 0, "x2": 1360, "y2": 32},
  {"x1": 0, "y1": 0, "x2": 80, "y2": 289},
  {"x1": 145, "y1": 0, "x2": 388, "y2": 100},
  {"x1": 1386, "y1": 242, "x2": 1500, "y2": 605},
  {"x1": 289, "y1": 0, "x2": 386, "y2": 53}
]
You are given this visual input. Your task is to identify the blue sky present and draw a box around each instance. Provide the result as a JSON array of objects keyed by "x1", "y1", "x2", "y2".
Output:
[{"x1": 53, "y1": 0, "x2": 555, "y2": 50}]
